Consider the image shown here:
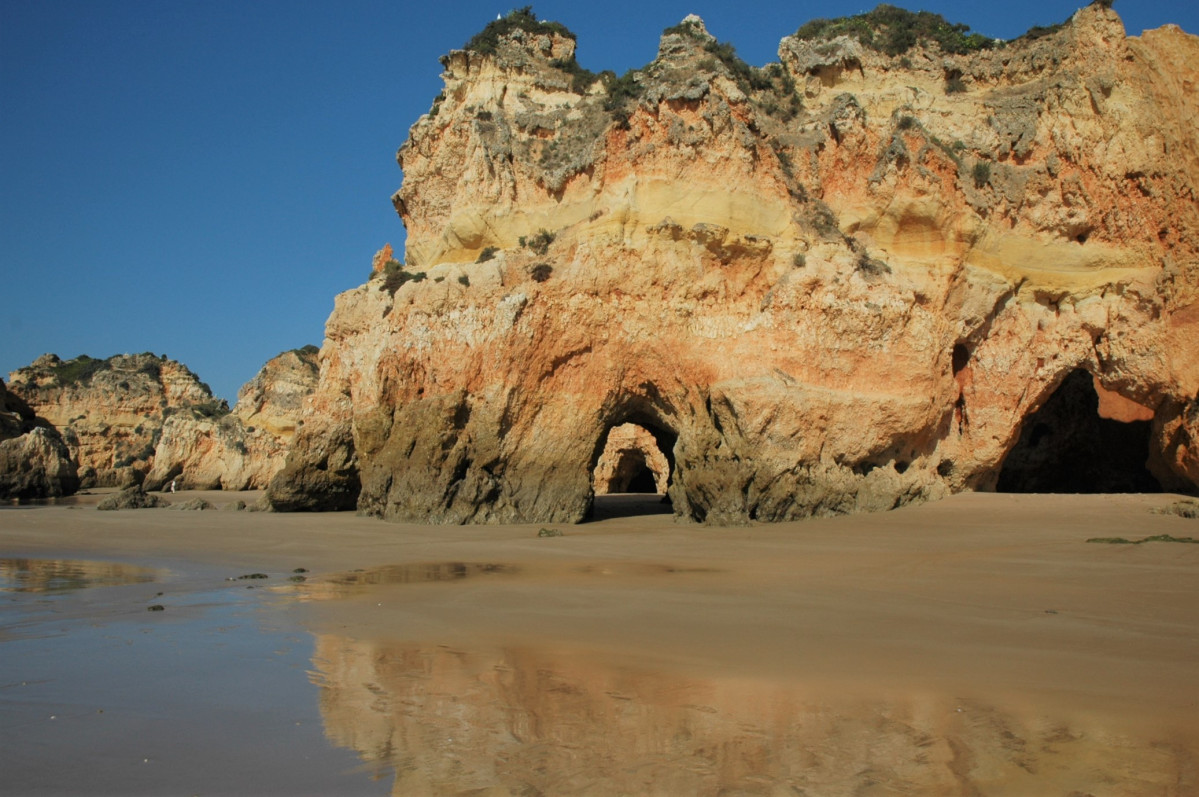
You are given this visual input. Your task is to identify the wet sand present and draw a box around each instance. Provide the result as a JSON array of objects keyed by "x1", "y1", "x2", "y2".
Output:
[{"x1": 1, "y1": 491, "x2": 1197, "y2": 795}]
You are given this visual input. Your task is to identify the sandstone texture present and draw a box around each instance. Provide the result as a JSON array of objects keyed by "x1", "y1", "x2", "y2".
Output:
[
  {"x1": 271, "y1": 6, "x2": 1199, "y2": 523},
  {"x1": 143, "y1": 346, "x2": 319, "y2": 491},
  {"x1": 0, "y1": 378, "x2": 79, "y2": 499},
  {"x1": 7, "y1": 353, "x2": 224, "y2": 488},
  {"x1": 594, "y1": 423, "x2": 669, "y2": 494}
]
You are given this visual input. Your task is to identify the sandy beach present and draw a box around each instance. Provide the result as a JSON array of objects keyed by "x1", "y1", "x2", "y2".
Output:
[{"x1": 1, "y1": 491, "x2": 1196, "y2": 795}]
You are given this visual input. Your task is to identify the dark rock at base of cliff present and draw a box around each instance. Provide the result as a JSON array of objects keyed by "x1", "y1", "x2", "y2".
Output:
[
  {"x1": 97, "y1": 486, "x2": 171, "y2": 510},
  {"x1": 265, "y1": 421, "x2": 360, "y2": 511}
]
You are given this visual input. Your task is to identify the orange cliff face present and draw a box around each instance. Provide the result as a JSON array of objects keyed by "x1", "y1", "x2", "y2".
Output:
[{"x1": 269, "y1": 7, "x2": 1199, "y2": 523}]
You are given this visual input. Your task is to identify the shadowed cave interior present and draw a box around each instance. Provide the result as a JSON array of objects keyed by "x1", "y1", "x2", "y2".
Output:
[
  {"x1": 996, "y1": 369, "x2": 1161, "y2": 494},
  {"x1": 588, "y1": 420, "x2": 674, "y2": 520}
]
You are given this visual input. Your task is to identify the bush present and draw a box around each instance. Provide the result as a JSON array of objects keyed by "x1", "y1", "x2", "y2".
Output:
[
  {"x1": 972, "y1": 160, "x2": 991, "y2": 188},
  {"x1": 795, "y1": 5, "x2": 994, "y2": 57},
  {"x1": 857, "y1": 253, "x2": 891, "y2": 277},
  {"x1": 550, "y1": 56, "x2": 598, "y2": 94},
  {"x1": 476, "y1": 246, "x2": 499, "y2": 263},
  {"x1": 458, "y1": 274, "x2": 471, "y2": 287},
  {"x1": 602, "y1": 69, "x2": 644, "y2": 122},
  {"x1": 51, "y1": 355, "x2": 108, "y2": 386},
  {"x1": 379, "y1": 260, "x2": 426, "y2": 294},
  {"x1": 945, "y1": 75, "x2": 967, "y2": 94},
  {"x1": 525, "y1": 229, "x2": 555, "y2": 255},
  {"x1": 530, "y1": 263, "x2": 553, "y2": 282},
  {"x1": 463, "y1": 6, "x2": 576, "y2": 56}
]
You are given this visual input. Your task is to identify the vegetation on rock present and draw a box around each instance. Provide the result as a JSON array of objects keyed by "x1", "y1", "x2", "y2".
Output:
[
  {"x1": 463, "y1": 6, "x2": 576, "y2": 56},
  {"x1": 794, "y1": 4, "x2": 995, "y2": 56},
  {"x1": 377, "y1": 259, "x2": 427, "y2": 294}
]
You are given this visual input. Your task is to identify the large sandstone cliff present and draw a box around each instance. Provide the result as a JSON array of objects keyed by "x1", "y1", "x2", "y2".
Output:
[{"x1": 271, "y1": 5, "x2": 1199, "y2": 523}]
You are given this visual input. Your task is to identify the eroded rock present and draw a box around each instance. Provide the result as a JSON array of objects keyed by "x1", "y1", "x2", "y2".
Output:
[
  {"x1": 271, "y1": 7, "x2": 1199, "y2": 523},
  {"x1": 7, "y1": 353, "x2": 224, "y2": 488},
  {"x1": 142, "y1": 346, "x2": 319, "y2": 491},
  {"x1": 0, "y1": 378, "x2": 78, "y2": 500}
]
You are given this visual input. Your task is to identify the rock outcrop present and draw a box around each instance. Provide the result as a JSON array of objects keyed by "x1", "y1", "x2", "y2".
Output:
[
  {"x1": 142, "y1": 346, "x2": 320, "y2": 491},
  {"x1": 7, "y1": 353, "x2": 225, "y2": 488},
  {"x1": 0, "y1": 378, "x2": 79, "y2": 499},
  {"x1": 271, "y1": 5, "x2": 1199, "y2": 523},
  {"x1": 96, "y1": 485, "x2": 171, "y2": 510},
  {"x1": 594, "y1": 423, "x2": 669, "y2": 494}
]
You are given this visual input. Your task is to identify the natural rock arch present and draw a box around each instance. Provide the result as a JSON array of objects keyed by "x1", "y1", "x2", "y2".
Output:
[
  {"x1": 996, "y1": 370, "x2": 1161, "y2": 494},
  {"x1": 593, "y1": 423, "x2": 670, "y2": 494}
]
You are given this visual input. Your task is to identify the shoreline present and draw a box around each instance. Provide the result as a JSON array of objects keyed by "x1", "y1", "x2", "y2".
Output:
[{"x1": 2, "y1": 491, "x2": 1197, "y2": 794}]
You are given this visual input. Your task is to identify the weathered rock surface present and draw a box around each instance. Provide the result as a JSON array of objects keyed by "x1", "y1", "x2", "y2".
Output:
[
  {"x1": 0, "y1": 378, "x2": 79, "y2": 499},
  {"x1": 96, "y1": 485, "x2": 171, "y2": 510},
  {"x1": 7, "y1": 353, "x2": 224, "y2": 488},
  {"x1": 272, "y1": 6, "x2": 1199, "y2": 523},
  {"x1": 594, "y1": 423, "x2": 669, "y2": 494},
  {"x1": 143, "y1": 346, "x2": 319, "y2": 491}
]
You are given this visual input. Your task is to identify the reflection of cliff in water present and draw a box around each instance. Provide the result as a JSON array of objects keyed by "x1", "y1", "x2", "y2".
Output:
[
  {"x1": 309, "y1": 637, "x2": 1192, "y2": 796},
  {"x1": 0, "y1": 557, "x2": 158, "y2": 593}
]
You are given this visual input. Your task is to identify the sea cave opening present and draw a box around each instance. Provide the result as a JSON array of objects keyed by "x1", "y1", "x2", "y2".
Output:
[
  {"x1": 996, "y1": 369, "x2": 1161, "y2": 494},
  {"x1": 588, "y1": 419, "x2": 675, "y2": 520}
]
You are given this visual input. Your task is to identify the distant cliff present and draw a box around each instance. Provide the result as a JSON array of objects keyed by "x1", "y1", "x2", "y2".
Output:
[
  {"x1": 7, "y1": 353, "x2": 222, "y2": 488},
  {"x1": 144, "y1": 346, "x2": 319, "y2": 490},
  {"x1": 5, "y1": 347, "x2": 320, "y2": 494},
  {"x1": 270, "y1": 3, "x2": 1199, "y2": 523}
]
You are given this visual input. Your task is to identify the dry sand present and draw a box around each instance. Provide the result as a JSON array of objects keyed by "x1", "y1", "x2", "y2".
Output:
[{"x1": 1, "y1": 490, "x2": 1196, "y2": 795}]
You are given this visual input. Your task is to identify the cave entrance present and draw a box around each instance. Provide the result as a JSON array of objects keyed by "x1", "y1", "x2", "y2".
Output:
[
  {"x1": 996, "y1": 370, "x2": 1161, "y2": 493},
  {"x1": 589, "y1": 420, "x2": 675, "y2": 520}
]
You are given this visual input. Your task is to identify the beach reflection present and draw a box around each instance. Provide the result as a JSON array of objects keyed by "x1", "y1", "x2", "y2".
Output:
[
  {"x1": 0, "y1": 557, "x2": 158, "y2": 593},
  {"x1": 309, "y1": 635, "x2": 1193, "y2": 796}
]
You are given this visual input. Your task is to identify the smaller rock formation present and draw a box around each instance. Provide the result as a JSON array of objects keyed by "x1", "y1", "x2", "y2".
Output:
[
  {"x1": 96, "y1": 485, "x2": 171, "y2": 510},
  {"x1": 7, "y1": 353, "x2": 224, "y2": 488},
  {"x1": 0, "y1": 378, "x2": 78, "y2": 499},
  {"x1": 169, "y1": 498, "x2": 215, "y2": 511},
  {"x1": 143, "y1": 346, "x2": 320, "y2": 491}
]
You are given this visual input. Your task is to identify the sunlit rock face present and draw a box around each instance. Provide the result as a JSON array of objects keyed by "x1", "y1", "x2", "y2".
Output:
[
  {"x1": 272, "y1": 6, "x2": 1199, "y2": 522},
  {"x1": 593, "y1": 423, "x2": 669, "y2": 494},
  {"x1": 7, "y1": 353, "x2": 217, "y2": 488},
  {"x1": 143, "y1": 347, "x2": 320, "y2": 491},
  {"x1": 0, "y1": 378, "x2": 78, "y2": 499}
]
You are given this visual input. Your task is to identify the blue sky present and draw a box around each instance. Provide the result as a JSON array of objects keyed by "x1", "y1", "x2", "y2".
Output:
[{"x1": 3, "y1": 1, "x2": 1196, "y2": 402}]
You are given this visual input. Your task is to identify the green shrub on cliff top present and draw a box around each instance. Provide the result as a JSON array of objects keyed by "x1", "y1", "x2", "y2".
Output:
[
  {"x1": 795, "y1": 4, "x2": 994, "y2": 56},
  {"x1": 378, "y1": 259, "x2": 426, "y2": 295},
  {"x1": 50, "y1": 355, "x2": 108, "y2": 385},
  {"x1": 464, "y1": 6, "x2": 576, "y2": 56}
]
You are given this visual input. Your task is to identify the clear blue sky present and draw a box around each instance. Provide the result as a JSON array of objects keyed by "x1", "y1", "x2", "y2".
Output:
[{"x1": 3, "y1": 1, "x2": 1195, "y2": 402}]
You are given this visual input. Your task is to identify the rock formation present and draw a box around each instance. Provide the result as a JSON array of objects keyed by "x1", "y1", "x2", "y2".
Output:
[
  {"x1": 0, "y1": 378, "x2": 78, "y2": 499},
  {"x1": 7, "y1": 353, "x2": 224, "y2": 488},
  {"x1": 96, "y1": 485, "x2": 172, "y2": 510},
  {"x1": 270, "y1": 5, "x2": 1199, "y2": 523},
  {"x1": 143, "y1": 346, "x2": 320, "y2": 491},
  {"x1": 594, "y1": 423, "x2": 669, "y2": 494}
]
